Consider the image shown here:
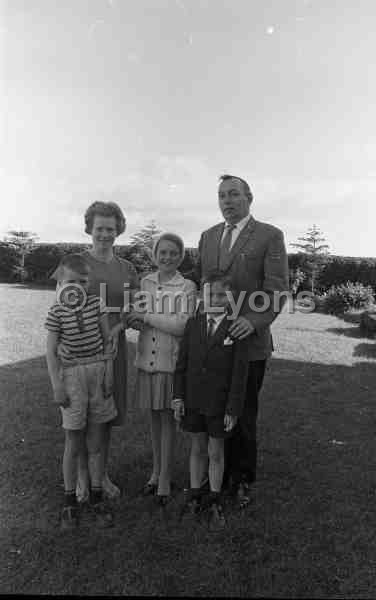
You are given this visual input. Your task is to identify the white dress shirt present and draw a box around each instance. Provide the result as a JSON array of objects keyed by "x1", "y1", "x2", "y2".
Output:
[{"x1": 220, "y1": 214, "x2": 251, "y2": 250}]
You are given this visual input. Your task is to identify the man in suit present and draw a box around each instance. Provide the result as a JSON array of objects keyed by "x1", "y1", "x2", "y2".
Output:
[{"x1": 196, "y1": 174, "x2": 289, "y2": 505}]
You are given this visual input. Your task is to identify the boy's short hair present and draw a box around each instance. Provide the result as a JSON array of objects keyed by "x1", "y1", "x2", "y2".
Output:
[
  {"x1": 201, "y1": 269, "x2": 233, "y2": 290},
  {"x1": 56, "y1": 254, "x2": 90, "y2": 280}
]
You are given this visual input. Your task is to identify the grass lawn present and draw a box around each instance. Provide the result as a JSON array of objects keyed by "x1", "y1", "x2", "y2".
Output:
[{"x1": 1, "y1": 283, "x2": 376, "y2": 597}]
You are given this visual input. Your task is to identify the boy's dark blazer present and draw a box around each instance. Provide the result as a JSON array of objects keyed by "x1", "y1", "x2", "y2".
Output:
[{"x1": 174, "y1": 313, "x2": 249, "y2": 417}]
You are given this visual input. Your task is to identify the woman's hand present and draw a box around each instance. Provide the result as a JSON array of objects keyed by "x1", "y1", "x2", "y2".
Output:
[{"x1": 107, "y1": 323, "x2": 122, "y2": 356}]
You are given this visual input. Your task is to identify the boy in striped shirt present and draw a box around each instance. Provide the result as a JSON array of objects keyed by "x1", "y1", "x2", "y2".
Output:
[{"x1": 45, "y1": 254, "x2": 117, "y2": 531}]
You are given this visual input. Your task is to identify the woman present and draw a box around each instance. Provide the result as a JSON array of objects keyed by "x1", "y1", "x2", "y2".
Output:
[{"x1": 77, "y1": 201, "x2": 139, "y2": 501}]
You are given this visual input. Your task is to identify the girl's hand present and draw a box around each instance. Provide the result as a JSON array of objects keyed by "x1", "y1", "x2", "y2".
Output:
[
  {"x1": 224, "y1": 414, "x2": 237, "y2": 432},
  {"x1": 127, "y1": 312, "x2": 146, "y2": 328},
  {"x1": 53, "y1": 383, "x2": 70, "y2": 408}
]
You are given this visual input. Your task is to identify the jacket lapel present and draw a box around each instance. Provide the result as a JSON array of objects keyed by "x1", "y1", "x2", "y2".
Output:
[
  {"x1": 220, "y1": 216, "x2": 256, "y2": 272},
  {"x1": 207, "y1": 315, "x2": 230, "y2": 350},
  {"x1": 199, "y1": 313, "x2": 209, "y2": 352},
  {"x1": 214, "y1": 223, "x2": 226, "y2": 270}
]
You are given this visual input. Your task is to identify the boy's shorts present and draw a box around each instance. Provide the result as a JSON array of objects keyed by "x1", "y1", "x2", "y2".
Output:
[
  {"x1": 182, "y1": 409, "x2": 228, "y2": 439},
  {"x1": 60, "y1": 360, "x2": 117, "y2": 430}
]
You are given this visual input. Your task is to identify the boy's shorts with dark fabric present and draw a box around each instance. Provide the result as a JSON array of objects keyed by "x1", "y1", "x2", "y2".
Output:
[
  {"x1": 182, "y1": 409, "x2": 230, "y2": 439},
  {"x1": 60, "y1": 360, "x2": 117, "y2": 430}
]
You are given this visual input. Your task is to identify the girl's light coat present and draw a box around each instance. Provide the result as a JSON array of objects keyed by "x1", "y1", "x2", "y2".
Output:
[{"x1": 134, "y1": 271, "x2": 197, "y2": 373}]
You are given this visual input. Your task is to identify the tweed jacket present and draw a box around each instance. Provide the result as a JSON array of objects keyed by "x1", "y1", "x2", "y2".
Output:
[
  {"x1": 173, "y1": 313, "x2": 249, "y2": 417},
  {"x1": 197, "y1": 216, "x2": 289, "y2": 360},
  {"x1": 134, "y1": 271, "x2": 197, "y2": 374}
]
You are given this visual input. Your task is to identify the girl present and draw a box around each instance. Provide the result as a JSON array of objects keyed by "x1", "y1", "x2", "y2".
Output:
[{"x1": 127, "y1": 232, "x2": 196, "y2": 505}]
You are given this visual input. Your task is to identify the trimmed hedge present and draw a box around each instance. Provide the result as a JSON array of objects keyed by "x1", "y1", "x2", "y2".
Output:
[
  {"x1": 289, "y1": 253, "x2": 376, "y2": 293},
  {"x1": 25, "y1": 243, "x2": 89, "y2": 284},
  {"x1": 1, "y1": 243, "x2": 375, "y2": 291},
  {"x1": 0, "y1": 242, "x2": 20, "y2": 281},
  {"x1": 0, "y1": 242, "x2": 198, "y2": 284}
]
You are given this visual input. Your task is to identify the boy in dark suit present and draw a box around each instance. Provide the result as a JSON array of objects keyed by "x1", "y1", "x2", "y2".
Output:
[{"x1": 173, "y1": 271, "x2": 249, "y2": 527}]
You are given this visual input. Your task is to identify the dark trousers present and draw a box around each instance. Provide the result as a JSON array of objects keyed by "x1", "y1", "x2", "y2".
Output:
[{"x1": 224, "y1": 360, "x2": 267, "y2": 486}]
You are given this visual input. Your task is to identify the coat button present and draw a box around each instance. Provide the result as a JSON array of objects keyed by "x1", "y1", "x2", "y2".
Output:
[
  {"x1": 150, "y1": 362, "x2": 154, "y2": 366},
  {"x1": 152, "y1": 350, "x2": 156, "y2": 354},
  {"x1": 152, "y1": 337, "x2": 156, "y2": 342}
]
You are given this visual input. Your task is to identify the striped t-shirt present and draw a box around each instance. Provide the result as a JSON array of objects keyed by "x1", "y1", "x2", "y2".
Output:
[{"x1": 45, "y1": 295, "x2": 104, "y2": 362}]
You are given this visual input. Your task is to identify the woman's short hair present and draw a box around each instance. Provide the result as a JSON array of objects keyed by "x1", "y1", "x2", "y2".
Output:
[
  {"x1": 152, "y1": 232, "x2": 185, "y2": 267},
  {"x1": 84, "y1": 201, "x2": 126, "y2": 235}
]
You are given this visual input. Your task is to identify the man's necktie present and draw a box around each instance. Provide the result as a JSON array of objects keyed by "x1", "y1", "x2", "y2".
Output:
[
  {"x1": 219, "y1": 224, "x2": 236, "y2": 270},
  {"x1": 207, "y1": 317, "x2": 216, "y2": 338}
]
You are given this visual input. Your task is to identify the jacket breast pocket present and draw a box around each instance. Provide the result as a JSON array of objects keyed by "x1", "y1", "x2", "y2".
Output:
[
  {"x1": 239, "y1": 251, "x2": 264, "y2": 263},
  {"x1": 236, "y1": 253, "x2": 264, "y2": 282}
]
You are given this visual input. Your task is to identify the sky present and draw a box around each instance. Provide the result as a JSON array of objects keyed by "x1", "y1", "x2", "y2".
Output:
[{"x1": 2, "y1": 0, "x2": 375, "y2": 256}]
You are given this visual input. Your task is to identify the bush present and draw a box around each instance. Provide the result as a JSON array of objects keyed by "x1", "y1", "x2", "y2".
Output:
[
  {"x1": 289, "y1": 254, "x2": 376, "y2": 294},
  {"x1": 289, "y1": 267, "x2": 306, "y2": 296},
  {"x1": 321, "y1": 282, "x2": 375, "y2": 316},
  {"x1": 180, "y1": 248, "x2": 199, "y2": 283},
  {"x1": 0, "y1": 242, "x2": 21, "y2": 281},
  {"x1": 318, "y1": 256, "x2": 376, "y2": 292},
  {"x1": 25, "y1": 243, "x2": 90, "y2": 284}
]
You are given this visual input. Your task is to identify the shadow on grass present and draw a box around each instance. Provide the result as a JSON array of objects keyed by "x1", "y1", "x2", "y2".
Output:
[
  {"x1": 326, "y1": 327, "x2": 363, "y2": 339},
  {"x1": 3, "y1": 281, "x2": 56, "y2": 290},
  {"x1": 342, "y1": 312, "x2": 362, "y2": 325},
  {"x1": 353, "y1": 342, "x2": 376, "y2": 359},
  {"x1": 1, "y1": 347, "x2": 376, "y2": 597}
]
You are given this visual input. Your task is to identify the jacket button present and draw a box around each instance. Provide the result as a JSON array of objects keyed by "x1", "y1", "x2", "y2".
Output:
[
  {"x1": 150, "y1": 362, "x2": 154, "y2": 366},
  {"x1": 152, "y1": 350, "x2": 156, "y2": 354},
  {"x1": 152, "y1": 337, "x2": 156, "y2": 342}
]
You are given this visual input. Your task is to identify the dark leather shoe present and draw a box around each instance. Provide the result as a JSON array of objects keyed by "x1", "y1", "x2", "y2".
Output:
[
  {"x1": 237, "y1": 482, "x2": 252, "y2": 509},
  {"x1": 208, "y1": 503, "x2": 226, "y2": 530}
]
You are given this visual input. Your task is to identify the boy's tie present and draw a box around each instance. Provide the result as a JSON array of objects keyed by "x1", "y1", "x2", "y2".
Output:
[
  {"x1": 219, "y1": 224, "x2": 236, "y2": 270},
  {"x1": 207, "y1": 317, "x2": 216, "y2": 338}
]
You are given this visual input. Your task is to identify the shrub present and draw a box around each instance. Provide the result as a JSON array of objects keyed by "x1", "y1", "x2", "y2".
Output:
[
  {"x1": 322, "y1": 282, "x2": 375, "y2": 316},
  {"x1": 25, "y1": 243, "x2": 90, "y2": 284},
  {"x1": 180, "y1": 248, "x2": 199, "y2": 283},
  {"x1": 0, "y1": 242, "x2": 21, "y2": 281},
  {"x1": 318, "y1": 257, "x2": 376, "y2": 291},
  {"x1": 289, "y1": 267, "x2": 306, "y2": 296}
]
